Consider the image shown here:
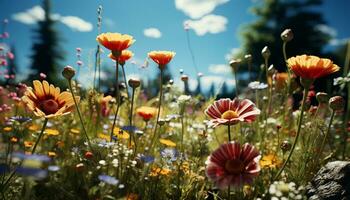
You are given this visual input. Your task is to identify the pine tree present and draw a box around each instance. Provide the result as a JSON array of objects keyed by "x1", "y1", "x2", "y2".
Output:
[
  {"x1": 233, "y1": 0, "x2": 331, "y2": 79},
  {"x1": 29, "y1": 0, "x2": 64, "y2": 85}
]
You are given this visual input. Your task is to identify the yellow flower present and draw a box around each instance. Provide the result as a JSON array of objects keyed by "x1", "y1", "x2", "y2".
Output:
[
  {"x1": 159, "y1": 138, "x2": 176, "y2": 147},
  {"x1": 24, "y1": 141, "x2": 34, "y2": 148},
  {"x1": 3, "y1": 127, "x2": 12, "y2": 132},
  {"x1": 109, "y1": 50, "x2": 134, "y2": 64},
  {"x1": 287, "y1": 55, "x2": 340, "y2": 79},
  {"x1": 126, "y1": 193, "x2": 139, "y2": 200},
  {"x1": 113, "y1": 127, "x2": 129, "y2": 140},
  {"x1": 70, "y1": 128, "x2": 80, "y2": 135},
  {"x1": 149, "y1": 167, "x2": 171, "y2": 177},
  {"x1": 28, "y1": 124, "x2": 39, "y2": 131},
  {"x1": 98, "y1": 133, "x2": 110, "y2": 140},
  {"x1": 148, "y1": 51, "x2": 175, "y2": 68},
  {"x1": 22, "y1": 80, "x2": 79, "y2": 118},
  {"x1": 260, "y1": 154, "x2": 282, "y2": 169},
  {"x1": 45, "y1": 129, "x2": 59, "y2": 136},
  {"x1": 10, "y1": 136, "x2": 18, "y2": 143},
  {"x1": 136, "y1": 106, "x2": 157, "y2": 121},
  {"x1": 96, "y1": 32, "x2": 135, "y2": 53},
  {"x1": 48, "y1": 151, "x2": 57, "y2": 158}
]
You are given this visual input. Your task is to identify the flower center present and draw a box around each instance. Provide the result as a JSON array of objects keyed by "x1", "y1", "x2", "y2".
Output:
[
  {"x1": 225, "y1": 159, "x2": 245, "y2": 174},
  {"x1": 41, "y1": 99, "x2": 59, "y2": 114},
  {"x1": 221, "y1": 110, "x2": 238, "y2": 120}
]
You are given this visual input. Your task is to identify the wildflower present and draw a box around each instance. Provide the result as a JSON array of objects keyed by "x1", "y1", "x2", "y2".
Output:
[
  {"x1": 248, "y1": 81, "x2": 268, "y2": 90},
  {"x1": 98, "y1": 174, "x2": 119, "y2": 185},
  {"x1": 148, "y1": 51, "x2": 176, "y2": 69},
  {"x1": 128, "y1": 78, "x2": 141, "y2": 88},
  {"x1": 48, "y1": 165, "x2": 60, "y2": 172},
  {"x1": 287, "y1": 55, "x2": 340, "y2": 80},
  {"x1": 205, "y1": 98, "x2": 261, "y2": 127},
  {"x1": 10, "y1": 136, "x2": 18, "y2": 143},
  {"x1": 316, "y1": 92, "x2": 328, "y2": 104},
  {"x1": 280, "y1": 140, "x2": 292, "y2": 152},
  {"x1": 96, "y1": 32, "x2": 135, "y2": 56},
  {"x1": 159, "y1": 138, "x2": 176, "y2": 147},
  {"x1": 261, "y1": 46, "x2": 271, "y2": 59},
  {"x1": 24, "y1": 141, "x2": 34, "y2": 148},
  {"x1": 113, "y1": 127, "x2": 130, "y2": 139},
  {"x1": 22, "y1": 80, "x2": 79, "y2": 118},
  {"x1": 109, "y1": 50, "x2": 134, "y2": 65},
  {"x1": 98, "y1": 133, "x2": 110, "y2": 141},
  {"x1": 48, "y1": 151, "x2": 57, "y2": 158},
  {"x1": 100, "y1": 95, "x2": 113, "y2": 117},
  {"x1": 3, "y1": 127, "x2": 12, "y2": 132},
  {"x1": 205, "y1": 142, "x2": 261, "y2": 189},
  {"x1": 136, "y1": 106, "x2": 157, "y2": 121},
  {"x1": 281, "y1": 29, "x2": 294, "y2": 42},
  {"x1": 160, "y1": 148, "x2": 178, "y2": 162},
  {"x1": 149, "y1": 167, "x2": 171, "y2": 176},
  {"x1": 9, "y1": 116, "x2": 32, "y2": 124},
  {"x1": 84, "y1": 151, "x2": 93, "y2": 159},
  {"x1": 229, "y1": 59, "x2": 241, "y2": 70},
  {"x1": 13, "y1": 152, "x2": 50, "y2": 162},
  {"x1": 260, "y1": 154, "x2": 282, "y2": 169},
  {"x1": 45, "y1": 128, "x2": 59, "y2": 136},
  {"x1": 126, "y1": 193, "x2": 139, "y2": 200},
  {"x1": 177, "y1": 95, "x2": 191, "y2": 104},
  {"x1": 62, "y1": 66, "x2": 76, "y2": 80},
  {"x1": 268, "y1": 181, "x2": 304, "y2": 199},
  {"x1": 28, "y1": 124, "x2": 39, "y2": 131},
  {"x1": 70, "y1": 128, "x2": 80, "y2": 135},
  {"x1": 274, "y1": 73, "x2": 289, "y2": 90},
  {"x1": 140, "y1": 155, "x2": 155, "y2": 164},
  {"x1": 329, "y1": 96, "x2": 345, "y2": 111}
]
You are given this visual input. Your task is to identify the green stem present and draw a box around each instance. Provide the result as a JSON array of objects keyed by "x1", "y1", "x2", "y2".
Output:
[
  {"x1": 121, "y1": 64, "x2": 130, "y2": 100},
  {"x1": 129, "y1": 87, "x2": 136, "y2": 152},
  {"x1": 274, "y1": 86, "x2": 309, "y2": 180},
  {"x1": 150, "y1": 69, "x2": 163, "y2": 152},
  {"x1": 180, "y1": 112, "x2": 185, "y2": 153},
  {"x1": 68, "y1": 81, "x2": 92, "y2": 149},
  {"x1": 31, "y1": 118, "x2": 48, "y2": 154},
  {"x1": 110, "y1": 61, "x2": 120, "y2": 141},
  {"x1": 319, "y1": 110, "x2": 335, "y2": 158}
]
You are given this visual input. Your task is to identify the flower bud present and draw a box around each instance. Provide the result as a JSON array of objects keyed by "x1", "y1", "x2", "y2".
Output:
[
  {"x1": 229, "y1": 59, "x2": 241, "y2": 70},
  {"x1": 128, "y1": 78, "x2": 141, "y2": 88},
  {"x1": 84, "y1": 151, "x2": 93, "y2": 159},
  {"x1": 261, "y1": 46, "x2": 271, "y2": 60},
  {"x1": 169, "y1": 79, "x2": 174, "y2": 85},
  {"x1": 181, "y1": 75, "x2": 188, "y2": 82},
  {"x1": 62, "y1": 66, "x2": 76, "y2": 80},
  {"x1": 316, "y1": 92, "x2": 328, "y2": 104},
  {"x1": 280, "y1": 140, "x2": 291, "y2": 152},
  {"x1": 329, "y1": 96, "x2": 345, "y2": 111},
  {"x1": 281, "y1": 29, "x2": 294, "y2": 42},
  {"x1": 244, "y1": 54, "x2": 252, "y2": 62}
]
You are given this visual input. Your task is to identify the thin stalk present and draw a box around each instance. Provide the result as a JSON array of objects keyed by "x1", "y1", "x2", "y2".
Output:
[
  {"x1": 150, "y1": 69, "x2": 164, "y2": 152},
  {"x1": 31, "y1": 118, "x2": 48, "y2": 154},
  {"x1": 180, "y1": 112, "x2": 185, "y2": 153},
  {"x1": 283, "y1": 42, "x2": 292, "y2": 97},
  {"x1": 319, "y1": 110, "x2": 335, "y2": 158},
  {"x1": 248, "y1": 60, "x2": 252, "y2": 81},
  {"x1": 129, "y1": 87, "x2": 136, "y2": 152},
  {"x1": 121, "y1": 64, "x2": 130, "y2": 100},
  {"x1": 274, "y1": 86, "x2": 309, "y2": 180},
  {"x1": 110, "y1": 61, "x2": 120, "y2": 141},
  {"x1": 68, "y1": 81, "x2": 92, "y2": 149}
]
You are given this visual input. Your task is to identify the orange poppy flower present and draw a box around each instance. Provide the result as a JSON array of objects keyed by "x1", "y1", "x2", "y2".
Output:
[
  {"x1": 136, "y1": 106, "x2": 157, "y2": 121},
  {"x1": 109, "y1": 50, "x2": 134, "y2": 65},
  {"x1": 274, "y1": 72, "x2": 289, "y2": 90},
  {"x1": 21, "y1": 80, "x2": 79, "y2": 118},
  {"x1": 148, "y1": 51, "x2": 175, "y2": 68},
  {"x1": 96, "y1": 32, "x2": 135, "y2": 53},
  {"x1": 287, "y1": 55, "x2": 339, "y2": 79}
]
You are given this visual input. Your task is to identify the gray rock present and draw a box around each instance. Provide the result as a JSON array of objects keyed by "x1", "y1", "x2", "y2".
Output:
[{"x1": 306, "y1": 161, "x2": 350, "y2": 200}]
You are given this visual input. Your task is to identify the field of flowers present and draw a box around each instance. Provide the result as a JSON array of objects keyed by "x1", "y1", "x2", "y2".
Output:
[{"x1": 0, "y1": 21, "x2": 349, "y2": 199}]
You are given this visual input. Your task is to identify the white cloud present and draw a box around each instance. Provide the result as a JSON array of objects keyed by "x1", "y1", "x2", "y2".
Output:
[
  {"x1": 185, "y1": 14, "x2": 227, "y2": 36},
  {"x1": 12, "y1": 5, "x2": 45, "y2": 24},
  {"x1": 201, "y1": 75, "x2": 235, "y2": 90},
  {"x1": 315, "y1": 24, "x2": 337, "y2": 37},
  {"x1": 143, "y1": 28, "x2": 162, "y2": 38},
  {"x1": 175, "y1": 0, "x2": 229, "y2": 19},
  {"x1": 12, "y1": 5, "x2": 93, "y2": 32},
  {"x1": 225, "y1": 48, "x2": 240, "y2": 61},
  {"x1": 59, "y1": 16, "x2": 93, "y2": 32},
  {"x1": 208, "y1": 64, "x2": 231, "y2": 74}
]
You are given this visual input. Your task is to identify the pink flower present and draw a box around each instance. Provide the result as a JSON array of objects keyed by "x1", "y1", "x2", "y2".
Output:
[
  {"x1": 205, "y1": 98, "x2": 260, "y2": 127},
  {"x1": 206, "y1": 142, "x2": 261, "y2": 189}
]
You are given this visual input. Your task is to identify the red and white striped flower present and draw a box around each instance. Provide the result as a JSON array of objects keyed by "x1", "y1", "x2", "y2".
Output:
[
  {"x1": 206, "y1": 142, "x2": 261, "y2": 189},
  {"x1": 205, "y1": 98, "x2": 260, "y2": 127}
]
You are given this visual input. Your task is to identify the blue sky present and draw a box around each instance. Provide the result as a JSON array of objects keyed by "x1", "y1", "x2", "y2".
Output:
[{"x1": 0, "y1": 0, "x2": 349, "y2": 92}]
